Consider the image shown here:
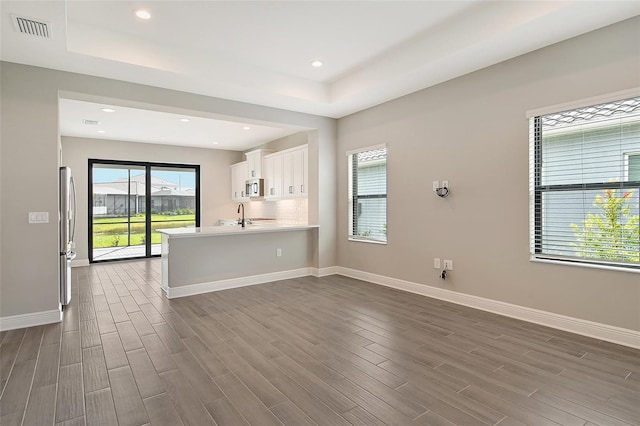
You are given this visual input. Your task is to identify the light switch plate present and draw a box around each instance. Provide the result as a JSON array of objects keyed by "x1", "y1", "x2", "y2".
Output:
[
  {"x1": 434, "y1": 258, "x2": 441, "y2": 269},
  {"x1": 29, "y1": 212, "x2": 49, "y2": 223}
]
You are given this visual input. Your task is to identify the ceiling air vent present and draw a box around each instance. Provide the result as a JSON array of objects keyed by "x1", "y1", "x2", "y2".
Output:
[
  {"x1": 83, "y1": 120, "x2": 100, "y2": 126},
  {"x1": 12, "y1": 15, "x2": 51, "y2": 38}
]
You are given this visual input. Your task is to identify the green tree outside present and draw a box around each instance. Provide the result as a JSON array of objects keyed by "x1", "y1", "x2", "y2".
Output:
[{"x1": 571, "y1": 188, "x2": 640, "y2": 263}]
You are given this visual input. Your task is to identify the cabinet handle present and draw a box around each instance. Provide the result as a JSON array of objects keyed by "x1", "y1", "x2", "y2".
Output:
[
  {"x1": 234, "y1": 191, "x2": 237, "y2": 198},
  {"x1": 270, "y1": 188, "x2": 274, "y2": 195},
  {"x1": 301, "y1": 185, "x2": 304, "y2": 193},
  {"x1": 251, "y1": 170, "x2": 255, "y2": 177},
  {"x1": 241, "y1": 191, "x2": 244, "y2": 197},
  {"x1": 289, "y1": 185, "x2": 293, "y2": 194}
]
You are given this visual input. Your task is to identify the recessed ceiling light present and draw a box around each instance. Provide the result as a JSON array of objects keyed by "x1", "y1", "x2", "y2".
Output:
[
  {"x1": 135, "y1": 9, "x2": 151, "y2": 20},
  {"x1": 97, "y1": 130, "x2": 106, "y2": 134},
  {"x1": 179, "y1": 118, "x2": 190, "y2": 122},
  {"x1": 100, "y1": 108, "x2": 115, "y2": 113},
  {"x1": 212, "y1": 142, "x2": 219, "y2": 145},
  {"x1": 311, "y1": 60, "x2": 324, "y2": 68},
  {"x1": 243, "y1": 126, "x2": 251, "y2": 130}
]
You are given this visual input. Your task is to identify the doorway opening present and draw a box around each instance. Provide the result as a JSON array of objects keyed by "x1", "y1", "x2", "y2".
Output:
[{"x1": 89, "y1": 160, "x2": 200, "y2": 262}]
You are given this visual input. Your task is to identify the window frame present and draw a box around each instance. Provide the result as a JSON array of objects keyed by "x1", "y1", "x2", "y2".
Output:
[
  {"x1": 347, "y1": 144, "x2": 388, "y2": 244},
  {"x1": 528, "y1": 94, "x2": 640, "y2": 271},
  {"x1": 624, "y1": 152, "x2": 640, "y2": 181}
]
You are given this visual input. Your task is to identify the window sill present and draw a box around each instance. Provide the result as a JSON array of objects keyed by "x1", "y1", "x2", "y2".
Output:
[
  {"x1": 530, "y1": 256, "x2": 640, "y2": 274},
  {"x1": 348, "y1": 237, "x2": 387, "y2": 245}
]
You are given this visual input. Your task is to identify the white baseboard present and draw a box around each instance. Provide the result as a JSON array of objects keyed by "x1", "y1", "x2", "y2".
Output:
[
  {"x1": 0, "y1": 309, "x2": 62, "y2": 332},
  {"x1": 336, "y1": 267, "x2": 640, "y2": 349},
  {"x1": 312, "y1": 266, "x2": 339, "y2": 277},
  {"x1": 166, "y1": 267, "x2": 314, "y2": 299},
  {"x1": 72, "y1": 258, "x2": 90, "y2": 267}
]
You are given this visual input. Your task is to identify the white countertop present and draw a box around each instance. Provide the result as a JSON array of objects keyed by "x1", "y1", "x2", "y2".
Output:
[{"x1": 158, "y1": 224, "x2": 318, "y2": 238}]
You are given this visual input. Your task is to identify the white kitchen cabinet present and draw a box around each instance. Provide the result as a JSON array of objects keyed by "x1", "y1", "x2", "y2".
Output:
[
  {"x1": 230, "y1": 161, "x2": 249, "y2": 202},
  {"x1": 282, "y1": 150, "x2": 295, "y2": 197},
  {"x1": 245, "y1": 149, "x2": 272, "y2": 179},
  {"x1": 266, "y1": 145, "x2": 307, "y2": 199},
  {"x1": 283, "y1": 145, "x2": 307, "y2": 197},
  {"x1": 263, "y1": 153, "x2": 283, "y2": 199},
  {"x1": 293, "y1": 145, "x2": 307, "y2": 197},
  {"x1": 236, "y1": 145, "x2": 307, "y2": 201}
]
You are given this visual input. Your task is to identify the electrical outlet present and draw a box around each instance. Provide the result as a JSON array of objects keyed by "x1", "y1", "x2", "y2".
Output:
[
  {"x1": 444, "y1": 259, "x2": 453, "y2": 271},
  {"x1": 276, "y1": 248, "x2": 282, "y2": 257},
  {"x1": 442, "y1": 180, "x2": 449, "y2": 189},
  {"x1": 433, "y1": 180, "x2": 440, "y2": 191},
  {"x1": 433, "y1": 258, "x2": 441, "y2": 269}
]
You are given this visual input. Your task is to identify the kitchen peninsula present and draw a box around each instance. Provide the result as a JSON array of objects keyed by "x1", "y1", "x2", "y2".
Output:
[{"x1": 159, "y1": 224, "x2": 318, "y2": 298}]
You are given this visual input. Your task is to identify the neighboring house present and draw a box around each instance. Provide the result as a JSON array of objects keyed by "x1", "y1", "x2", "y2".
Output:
[
  {"x1": 92, "y1": 186, "x2": 130, "y2": 216},
  {"x1": 92, "y1": 174, "x2": 195, "y2": 216},
  {"x1": 149, "y1": 188, "x2": 196, "y2": 214}
]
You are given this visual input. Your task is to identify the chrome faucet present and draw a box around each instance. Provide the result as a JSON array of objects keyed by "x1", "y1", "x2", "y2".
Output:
[{"x1": 237, "y1": 203, "x2": 245, "y2": 228}]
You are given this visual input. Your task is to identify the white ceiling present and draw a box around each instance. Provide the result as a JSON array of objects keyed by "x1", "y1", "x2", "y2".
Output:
[
  {"x1": 2, "y1": 1, "x2": 638, "y2": 149},
  {"x1": 59, "y1": 99, "x2": 304, "y2": 151}
]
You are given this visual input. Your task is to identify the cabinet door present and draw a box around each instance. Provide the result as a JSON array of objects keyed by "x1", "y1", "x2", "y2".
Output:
[
  {"x1": 273, "y1": 154, "x2": 283, "y2": 198},
  {"x1": 245, "y1": 151, "x2": 263, "y2": 179},
  {"x1": 282, "y1": 151, "x2": 295, "y2": 197},
  {"x1": 263, "y1": 156, "x2": 275, "y2": 199},
  {"x1": 231, "y1": 164, "x2": 239, "y2": 200},
  {"x1": 238, "y1": 162, "x2": 249, "y2": 201},
  {"x1": 231, "y1": 162, "x2": 249, "y2": 202},
  {"x1": 292, "y1": 146, "x2": 307, "y2": 196},
  {"x1": 264, "y1": 154, "x2": 284, "y2": 199},
  {"x1": 302, "y1": 146, "x2": 308, "y2": 196}
]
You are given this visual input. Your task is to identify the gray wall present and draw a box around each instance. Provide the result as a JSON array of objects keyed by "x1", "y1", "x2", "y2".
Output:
[
  {"x1": 0, "y1": 62, "x2": 337, "y2": 319},
  {"x1": 61, "y1": 136, "x2": 242, "y2": 263},
  {"x1": 1, "y1": 62, "x2": 60, "y2": 318},
  {"x1": 256, "y1": 131, "x2": 309, "y2": 153},
  {"x1": 337, "y1": 17, "x2": 640, "y2": 331}
]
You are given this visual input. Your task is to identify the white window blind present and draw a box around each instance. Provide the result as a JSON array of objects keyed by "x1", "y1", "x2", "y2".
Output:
[
  {"x1": 348, "y1": 146, "x2": 387, "y2": 243},
  {"x1": 529, "y1": 96, "x2": 640, "y2": 268}
]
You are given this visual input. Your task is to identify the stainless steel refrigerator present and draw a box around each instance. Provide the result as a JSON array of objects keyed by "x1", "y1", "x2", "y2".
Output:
[{"x1": 60, "y1": 166, "x2": 76, "y2": 307}]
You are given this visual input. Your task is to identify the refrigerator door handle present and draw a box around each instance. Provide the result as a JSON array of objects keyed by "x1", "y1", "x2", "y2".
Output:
[{"x1": 70, "y1": 175, "x2": 77, "y2": 244}]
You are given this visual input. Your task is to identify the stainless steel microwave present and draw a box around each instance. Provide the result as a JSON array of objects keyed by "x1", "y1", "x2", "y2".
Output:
[{"x1": 246, "y1": 178, "x2": 265, "y2": 198}]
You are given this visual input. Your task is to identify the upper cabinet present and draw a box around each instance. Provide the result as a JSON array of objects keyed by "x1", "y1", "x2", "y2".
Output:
[
  {"x1": 230, "y1": 161, "x2": 249, "y2": 202},
  {"x1": 233, "y1": 145, "x2": 308, "y2": 202},
  {"x1": 265, "y1": 145, "x2": 308, "y2": 200},
  {"x1": 230, "y1": 149, "x2": 273, "y2": 202},
  {"x1": 263, "y1": 153, "x2": 283, "y2": 199},
  {"x1": 283, "y1": 145, "x2": 307, "y2": 197},
  {"x1": 245, "y1": 149, "x2": 272, "y2": 179}
]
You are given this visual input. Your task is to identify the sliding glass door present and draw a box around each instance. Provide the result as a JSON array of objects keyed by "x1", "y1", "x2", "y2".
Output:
[
  {"x1": 149, "y1": 166, "x2": 198, "y2": 247},
  {"x1": 90, "y1": 160, "x2": 200, "y2": 262},
  {"x1": 91, "y1": 163, "x2": 146, "y2": 261}
]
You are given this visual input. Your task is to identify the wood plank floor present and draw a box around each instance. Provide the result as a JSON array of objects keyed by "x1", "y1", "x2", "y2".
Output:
[{"x1": 1, "y1": 259, "x2": 639, "y2": 426}]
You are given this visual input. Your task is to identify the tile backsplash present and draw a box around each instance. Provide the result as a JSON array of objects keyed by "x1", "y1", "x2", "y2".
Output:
[{"x1": 244, "y1": 198, "x2": 308, "y2": 224}]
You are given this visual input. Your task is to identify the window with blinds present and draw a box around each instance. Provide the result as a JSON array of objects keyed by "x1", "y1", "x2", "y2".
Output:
[
  {"x1": 529, "y1": 96, "x2": 640, "y2": 269},
  {"x1": 348, "y1": 145, "x2": 387, "y2": 243}
]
